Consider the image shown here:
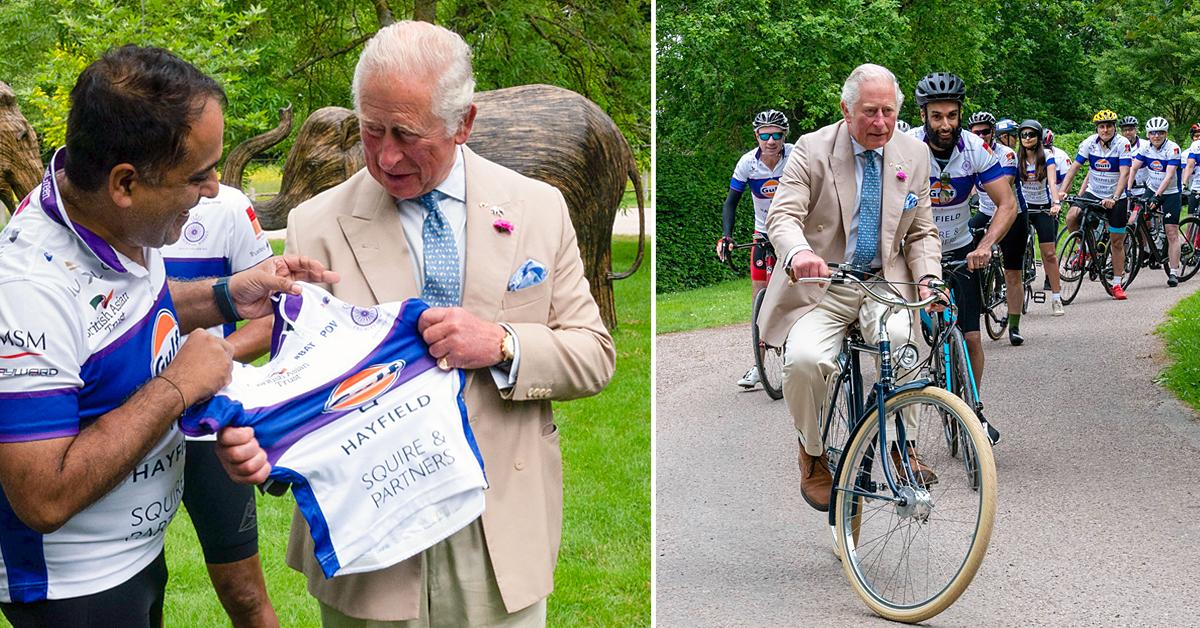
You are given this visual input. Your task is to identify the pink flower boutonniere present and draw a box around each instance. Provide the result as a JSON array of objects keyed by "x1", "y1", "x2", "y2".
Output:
[
  {"x1": 493, "y1": 219, "x2": 515, "y2": 234},
  {"x1": 896, "y1": 170, "x2": 908, "y2": 181}
]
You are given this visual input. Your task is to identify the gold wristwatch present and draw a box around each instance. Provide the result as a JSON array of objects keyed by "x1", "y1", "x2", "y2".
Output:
[{"x1": 499, "y1": 328, "x2": 515, "y2": 368}]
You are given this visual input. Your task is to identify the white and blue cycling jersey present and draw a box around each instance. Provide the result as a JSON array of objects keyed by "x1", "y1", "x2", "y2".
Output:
[
  {"x1": 0, "y1": 149, "x2": 184, "y2": 603},
  {"x1": 1128, "y1": 136, "x2": 1150, "y2": 189},
  {"x1": 1134, "y1": 139, "x2": 1182, "y2": 195},
  {"x1": 162, "y1": 184, "x2": 272, "y2": 339},
  {"x1": 910, "y1": 128, "x2": 1004, "y2": 250},
  {"x1": 180, "y1": 283, "x2": 486, "y2": 578},
  {"x1": 1185, "y1": 140, "x2": 1200, "y2": 193},
  {"x1": 1051, "y1": 146, "x2": 1071, "y2": 186},
  {"x1": 1076, "y1": 134, "x2": 1133, "y2": 199},
  {"x1": 978, "y1": 141, "x2": 1018, "y2": 216},
  {"x1": 1018, "y1": 148, "x2": 1058, "y2": 207},
  {"x1": 730, "y1": 144, "x2": 794, "y2": 232}
]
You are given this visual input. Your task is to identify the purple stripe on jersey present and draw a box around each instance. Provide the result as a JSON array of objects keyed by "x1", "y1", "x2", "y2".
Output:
[
  {"x1": 86, "y1": 282, "x2": 171, "y2": 363},
  {"x1": 73, "y1": 221, "x2": 127, "y2": 274},
  {"x1": 977, "y1": 161, "x2": 1005, "y2": 185},
  {"x1": 282, "y1": 475, "x2": 341, "y2": 578},
  {"x1": 729, "y1": 178, "x2": 747, "y2": 192},
  {"x1": 0, "y1": 488, "x2": 48, "y2": 603},
  {"x1": 37, "y1": 153, "x2": 65, "y2": 228},
  {"x1": 454, "y1": 370, "x2": 485, "y2": 478},
  {"x1": 38, "y1": 149, "x2": 127, "y2": 274},
  {"x1": 0, "y1": 390, "x2": 79, "y2": 442}
]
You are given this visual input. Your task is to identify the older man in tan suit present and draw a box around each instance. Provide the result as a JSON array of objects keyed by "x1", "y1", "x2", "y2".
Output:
[
  {"x1": 757, "y1": 64, "x2": 941, "y2": 513},
  {"x1": 217, "y1": 21, "x2": 614, "y2": 627}
]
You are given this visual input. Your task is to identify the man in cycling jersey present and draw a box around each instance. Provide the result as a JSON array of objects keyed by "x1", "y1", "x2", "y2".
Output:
[
  {"x1": 1128, "y1": 116, "x2": 1184, "y2": 286},
  {"x1": 1058, "y1": 109, "x2": 1133, "y2": 300},
  {"x1": 756, "y1": 64, "x2": 941, "y2": 512},
  {"x1": 1180, "y1": 123, "x2": 1200, "y2": 216},
  {"x1": 966, "y1": 111, "x2": 1030, "y2": 345},
  {"x1": 996, "y1": 118, "x2": 1018, "y2": 150},
  {"x1": 718, "y1": 110, "x2": 794, "y2": 389},
  {"x1": 1120, "y1": 116, "x2": 1150, "y2": 200},
  {"x1": 909, "y1": 77, "x2": 1015, "y2": 428}
]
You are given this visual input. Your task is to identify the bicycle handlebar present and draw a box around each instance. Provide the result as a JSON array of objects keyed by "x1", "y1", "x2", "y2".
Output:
[{"x1": 786, "y1": 263, "x2": 946, "y2": 311}]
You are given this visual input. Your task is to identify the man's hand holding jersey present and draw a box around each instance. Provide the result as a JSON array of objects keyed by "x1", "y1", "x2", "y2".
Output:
[{"x1": 230, "y1": 255, "x2": 341, "y2": 319}]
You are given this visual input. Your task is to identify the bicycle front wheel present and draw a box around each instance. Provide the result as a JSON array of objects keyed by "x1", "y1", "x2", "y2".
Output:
[
  {"x1": 1179, "y1": 216, "x2": 1200, "y2": 281},
  {"x1": 833, "y1": 387, "x2": 997, "y2": 623},
  {"x1": 982, "y1": 261, "x2": 1008, "y2": 340},
  {"x1": 1057, "y1": 232, "x2": 1084, "y2": 305},
  {"x1": 752, "y1": 289, "x2": 784, "y2": 400}
]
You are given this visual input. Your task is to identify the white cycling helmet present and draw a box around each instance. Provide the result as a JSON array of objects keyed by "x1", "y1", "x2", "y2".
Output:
[
  {"x1": 1146, "y1": 116, "x2": 1169, "y2": 132},
  {"x1": 753, "y1": 109, "x2": 789, "y2": 133}
]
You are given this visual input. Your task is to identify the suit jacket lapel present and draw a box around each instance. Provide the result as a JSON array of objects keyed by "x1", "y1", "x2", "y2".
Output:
[
  {"x1": 830, "y1": 122, "x2": 857, "y2": 244},
  {"x1": 881, "y1": 140, "x2": 909, "y2": 257},
  {"x1": 461, "y1": 146, "x2": 523, "y2": 317},
  {"x1": 337, "y1": 176, "x2": 418, "y2": 304}
]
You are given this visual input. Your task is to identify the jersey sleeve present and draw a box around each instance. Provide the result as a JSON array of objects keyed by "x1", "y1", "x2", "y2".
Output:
[
  {"x1": 974, "y1": 144, "x2": 1004, "y2": 185},
  {"x1": 0, "y1": 279, "x2": 84, "y2": 442},
  {"x1": 1075, "y1": 138, "x2": 1091, "y2": 164},
  {"x1": 1169, "y1": 143, "x2": 1182, "y2": 167},
  {"x1": 1119, "y1": 139, "x2": 1133, "y2": 167},
  {"x1": 730, "y1": 153, "x2": 751, "y2": 191},
  {"x1": 225, "y1": 189, "x2": 274, "y2": 273}
]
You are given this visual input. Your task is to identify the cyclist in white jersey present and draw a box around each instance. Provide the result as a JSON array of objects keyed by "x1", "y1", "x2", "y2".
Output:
[
  {"x1": 1044, "y1": 128, "x2": 1071, "y2": 188},
  {"x1": 717, "y1": 109, "x2": 794, "y2": 388},
  {"x1": 1013, "y1": 120, "x2": 1065, "y2": 314},
  {"x1": 995, "y1": 118, "x2": 1018, "y2": 150},
  {"x1": 1128, "y1": 116, "x2": 1184, "y2": 286},
  {"x1": 160, "y1": 184, "x2": 277, "y2": 625},
  {"x1": 912, "y1": 73, "x2": 1015, "y2": 421},
  {"x1": 0, "y1": 46, "x2": 335, "y2": 627},
  {"x1": 1120, "y1": 116, "x2": 1150, "y2": 198},
  {"x1": 1179, "y1": 123, "x2": 1200, "y2": 215},
  {"x1": 1058, "y1": 108, "x2": 1133, "y2": 300},
  {"x1": 966, "y1": 111, "x2": 1030, "y2": 345}
]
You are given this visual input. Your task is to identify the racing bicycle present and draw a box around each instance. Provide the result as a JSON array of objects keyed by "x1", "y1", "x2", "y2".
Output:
[{"x1": 718, "y1": 233, "x2": 783, "y2": 399}]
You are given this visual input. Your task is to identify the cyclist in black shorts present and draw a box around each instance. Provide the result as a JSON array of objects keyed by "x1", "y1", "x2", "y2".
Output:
[
  {"x1": 1014, "y1": 119, "x2": 1065, "y2": 314},
  {"x1": 967, "y1": 112, "x2": 1030, "y2": 345}
]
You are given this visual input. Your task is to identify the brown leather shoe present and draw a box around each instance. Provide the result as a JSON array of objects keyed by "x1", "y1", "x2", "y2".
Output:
[
  {"x1": 890, "y1": 443, "x2": 938, "y2": 487},
  {"x1": 798, "y1": 445, "x2": 833, "y2": 512}
]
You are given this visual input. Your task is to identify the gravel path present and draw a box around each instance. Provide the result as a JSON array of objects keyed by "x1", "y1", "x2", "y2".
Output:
[{"x1": 655, "y1": 272, "x2": 1200, "y2": 626}]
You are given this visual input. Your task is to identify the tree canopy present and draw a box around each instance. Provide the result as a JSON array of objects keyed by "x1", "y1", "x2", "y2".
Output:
[
  {"x1": 0, "y1": 0, "x2": 649, "y2": 167},
  {"x1": 657, "y1": 0, "x2": 1200, "y2": 292}
]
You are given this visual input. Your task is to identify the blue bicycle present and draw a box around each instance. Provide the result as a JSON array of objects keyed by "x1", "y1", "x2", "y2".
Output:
[{"x1": 810, "y1": 265, "x2": 997, "y2": 622}]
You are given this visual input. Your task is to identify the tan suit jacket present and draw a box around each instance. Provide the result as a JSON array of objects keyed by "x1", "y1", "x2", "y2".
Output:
[
  {"x1": 282, "y1": 146, "x2": 615, "y2": 621},
  {"x1": 758, "y1": 120, "x2": 941, "y2": 346}
]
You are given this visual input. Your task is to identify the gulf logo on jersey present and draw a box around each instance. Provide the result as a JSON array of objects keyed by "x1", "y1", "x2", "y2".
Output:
[
  {"x1": 151, "y1": 309, "x2": 181, "y2": 376},
  {"x1": 1094, "y1": 158, "x2": 1113, "y2": 171},
  {"x1": 932, "y1": 178, "x2": 957, "y2": 205},
  {"x1": 324, "y1": 359, "x2": 407, "y2": 413},
  {"x1": 1150, "y1": 160, "x2": 1165, "y2": 171},
  {"x1": 760, "y1": 179, "x2": 780, "y2": 198}
]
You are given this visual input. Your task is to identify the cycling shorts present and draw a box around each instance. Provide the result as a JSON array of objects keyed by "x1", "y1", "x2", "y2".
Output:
[
  {"x1": 1161, "y1": 192, "x2": 1182, "y2": 225},
  {"x1": 1, "y1": 551, "x2": 166, "y2": 628},
  {"x1": 1187, "y1": 191, "x2": 1200, "y2": 214},
  {"x1": 942, "y1": 243, "x2": 982, "y2": 335},
  {"x1": 1026, "y1": 210, "x2": 1058, "y2": 244},
  {"x1": 969, "y1": 211, "x2": 1029, "y2": 271},
  {"x1": 182, "y1": 440, "x2": 260, "y2": 564},
  {"x1": 1081, "y1": 191, "x2": 1129, "y2": 229},
  {"x1": 751, "y1": 231, "x2": 776, "y2": 282}
]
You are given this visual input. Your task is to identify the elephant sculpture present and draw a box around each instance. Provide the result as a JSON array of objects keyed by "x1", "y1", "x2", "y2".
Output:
[
  {"x1": 0, "y1": 81, "x2": 43, "y2": 220},
  {"x1": 222, "y1": 84, "x2": 645, "y2": 328}
]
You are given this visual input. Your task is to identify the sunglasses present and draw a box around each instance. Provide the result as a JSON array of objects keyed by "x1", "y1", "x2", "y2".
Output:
[
  {"x1": 1020, "y1": 132, "x2": 1039, "y2": 139},
  {"x1": 758, "y1": 132, "x2": 784, "y2": 141},
  {"x1": 972, "y1": 127, "x2": 993, "y2": 136},
  {"x1": 1149, "y1": 130, "x2": 1167, "y2": 136}
]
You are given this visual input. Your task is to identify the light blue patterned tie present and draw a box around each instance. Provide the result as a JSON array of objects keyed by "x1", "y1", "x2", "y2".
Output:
[
  {"x1": 852, "y1": 150, "x2": 881, "y2": 270},
  {"x1": 419, "y1": 191, "x2": 461, "y2": 307}
]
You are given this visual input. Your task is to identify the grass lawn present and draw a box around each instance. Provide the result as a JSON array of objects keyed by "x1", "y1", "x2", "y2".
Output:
[
  {"x1": 156, "y1": 236, "x2": 650, "y2": 625},
  {"x1": 1158, "y1": 288, "x2": 1200, "y2": 412},
  {"x1": 657, "y1": 277, "x2": 752, "y2": 334}
]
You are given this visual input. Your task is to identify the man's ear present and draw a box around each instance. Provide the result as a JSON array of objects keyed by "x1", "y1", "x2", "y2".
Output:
[
  {"x1": 454, "y1": 104, "x2": 477, "y2": 145},
  {"x1": 108, "y1": 163, "x2": 138, "y2": 209}
]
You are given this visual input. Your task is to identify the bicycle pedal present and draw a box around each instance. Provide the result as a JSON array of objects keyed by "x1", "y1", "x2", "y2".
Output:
[{"x1": 1032, "y1": 291, "x2": 1046, "y2": 303}]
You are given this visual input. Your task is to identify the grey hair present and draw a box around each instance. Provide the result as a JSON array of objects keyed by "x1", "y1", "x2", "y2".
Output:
[
  {"x1": 352, "y1": 21, "x2": 476, "y2": 136},
  {"x1": 840, "y1": 64, "x2": 903, "y2": 111}
]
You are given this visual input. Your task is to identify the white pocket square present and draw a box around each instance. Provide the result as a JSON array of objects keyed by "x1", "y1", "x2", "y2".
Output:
[
  {"x1": 903, "y1": 192, "x2": 919, "y2": 211},
  {"x1": 508, "y1": 259, "x2": 547, "y2": 291}
]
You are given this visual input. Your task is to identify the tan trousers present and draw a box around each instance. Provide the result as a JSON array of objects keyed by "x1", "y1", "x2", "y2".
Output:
[
  {"x1": 783, "y1": 281, "x2": 916, "y2": 457},
  {"x1": 318, "y1": 519, "x2": 547, "y2": 628}
]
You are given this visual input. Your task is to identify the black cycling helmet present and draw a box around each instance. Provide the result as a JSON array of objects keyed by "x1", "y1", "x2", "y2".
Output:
[
  {"x1": 967, "y1": 111, "x2": 996, "y2": 128},
  {"x1": 1119, "y1": 115, "x2": 1138, "y2": 128},
  {"x1": 914, "y1": 72, "x2": 966, "y2": 107},
  {"x1": 1018, "y1": 119, "x2": 1043, "y2": 135},
  {"x1": 753, "y1": 109, "x2": 789, "y2": 133}
]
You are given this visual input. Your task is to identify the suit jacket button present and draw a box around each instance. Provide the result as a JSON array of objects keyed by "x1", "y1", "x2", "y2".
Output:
[{"x1": 514, "y1": 460, "x2": 525, "y2": 471}]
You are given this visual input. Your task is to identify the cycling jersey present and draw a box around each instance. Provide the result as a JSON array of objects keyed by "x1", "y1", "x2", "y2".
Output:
[
  {"x1": 1075, "y1": 134, "x2": 1132, "y2": 199},
  {"x1": 1134, "y1": 139, "x2": 1182, "y2": 195},
  {"x1": 730, "y1": 144, "x2": 794, "y2": 232},
  {"x1": 1186, "y1": 140, "x2": 1200, "y2": 193},
  {"x1": 978, "y1": 142, "x2": 1018, "y2": 216},
  {"x1": 1018, "y1": 148, "x2": 1058, "y2": 207},
  {"x1": 1050, "y1": 146, "x2": 1071, "y2": 186},
  {"x1": 0, "y1": 149, "x2": 184, "y2": 603},
  {"x1": 162, "y1": 184, "x2": 273, "y2": 443},
  {"x1": 180, "y1": 283, "x2": 486, "y2": 578},
  {"x1": 1128, "y1": 137, "x2": 1150, "y2": 189},
  {"x1": 910, "y1": 127, "x2": 1004, "y2": 250}
]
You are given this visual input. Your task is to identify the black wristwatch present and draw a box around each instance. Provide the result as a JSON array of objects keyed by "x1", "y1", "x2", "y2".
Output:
[{"x1": 212, "y1": 276, "x2": 240, "y2": 324}]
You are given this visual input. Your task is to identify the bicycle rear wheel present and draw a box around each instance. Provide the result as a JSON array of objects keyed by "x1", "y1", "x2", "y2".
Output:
[
  {"x1": 1179, "y1": 216, "x2": 1200, "y2": 281},
  {"x1": 833, "y1": 387, "x2": 997, "y2": 623},
  {"x1": 982, "y1": 261, "x2": 1008, "y2": 340},
  {"x1": 752, "y1": 289, "x2": 783, "y2": 400},
  {"x1": 1121, "y1": 226, "x2": 1141, "y2": 289},
  {"x1": 1099, "y1": 227, "x2": 1139, "y2": 292},
  {"x1": 1022, "y1": 235, "x2": 1036, "y2": 314},
  {"x1": 1057, "y1": 232, "x2": 1084, "y2": 305}
]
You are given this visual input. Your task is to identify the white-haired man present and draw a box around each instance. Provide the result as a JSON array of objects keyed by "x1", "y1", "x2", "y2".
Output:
[
  {"x1": 216, "y1": 20, "x2": 615, "y2": 627},
  {"x1": 756, "y1": 64, "x2": 942, "y2": 513}
]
